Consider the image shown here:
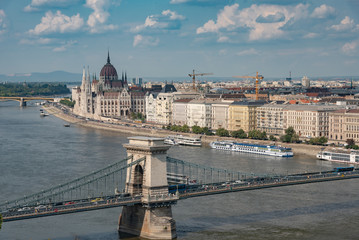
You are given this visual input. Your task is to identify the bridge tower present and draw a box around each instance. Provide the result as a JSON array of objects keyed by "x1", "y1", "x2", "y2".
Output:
[{"x1": 119, "y1": 136, "x2": 176, "y2": 239}]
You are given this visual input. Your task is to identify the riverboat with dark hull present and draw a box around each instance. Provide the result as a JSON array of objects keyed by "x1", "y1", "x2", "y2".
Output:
[{"x1": 210, "y1": 141, "x2": 293, "y2": 157}]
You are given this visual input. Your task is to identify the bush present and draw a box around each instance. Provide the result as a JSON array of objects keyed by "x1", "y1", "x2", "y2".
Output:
[
  {"x1": 216, "y1": 128, "x2": 230, "y2": 137},
  {"x1": 231, "y1": 129, "x2": 247, "y2": 138},
  {"x1": 269, "y1": 135, "x2": 277, "y2": 141},
  {"x1": 60, "y1": 99, "x2": 75, "y2": 108}
]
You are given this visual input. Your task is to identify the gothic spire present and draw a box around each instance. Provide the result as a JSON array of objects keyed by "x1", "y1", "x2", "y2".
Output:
[{"x1": 107, "y1": 50, "x2": 110, "y2": 64}]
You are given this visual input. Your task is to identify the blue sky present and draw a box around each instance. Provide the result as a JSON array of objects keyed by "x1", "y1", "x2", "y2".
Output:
[{"x1": 0, "y1": 0, "x2": 358, "y2": 79}]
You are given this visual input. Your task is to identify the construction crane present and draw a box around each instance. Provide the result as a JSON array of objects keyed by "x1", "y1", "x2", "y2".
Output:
[
  {"x1": 232, "y1": 72, "x2": 264, "y2": 100},
  {"x1": 188, "y1": 70, "x2": 213, "y2": 91}
]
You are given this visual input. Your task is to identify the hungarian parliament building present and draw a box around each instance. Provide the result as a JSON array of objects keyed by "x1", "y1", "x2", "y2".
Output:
[{"x1": 72, "y1": 52, "x2": 148, "y2": 120}]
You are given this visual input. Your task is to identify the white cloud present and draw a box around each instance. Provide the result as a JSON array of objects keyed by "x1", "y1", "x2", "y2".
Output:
[
  {"x1": 132, "y1": 9, "x2": 185, "y2": 32},
  {"x1": 24, "y1": 0, "x2": 75, "y2": 12},
  {"x1": 311, "y1": 4, "x2": 335, "y2": 19},
  {"x1": 0, "y1": 9, "x2": 7, "y2": 35},
  {"x1": 28, "y1": 10, "x2": 84, "y2": 35},
  {"x1": 133, "y1": 34, "x2": 159, "y2": 47},
  {"x1": 196, "y1": 3, "x2": 309, "y2": 41},
  {"x1": 24, "y1": 5, "x2": 39, "y2": 12},
  {"x1": 53, "y1": 40, "x2": 77, "y2": 52},
  {"x1": 236, "y1": 48, "x2": 259, "y2": 56},
  {"x1": 86, "y1": 0, "x2": 118, "y2": 33},
  {"x1": 217, "y1": 35, "x2": 229, "y2": 42},
  {"x1": 342, "y1": 40, "x2": 357, "y2": 55},
  {"x1": 303, "y1": 32, "x2": 318, "y2": 39},
  {"x1": 170, "y1": 0, "x2": 189, "y2": 3},
  {"x1": 330, "y1": 16, "x2": 359, "y2": 32},
  {"x1": 19, "y1": 37, "x2": 52, "y2": 45},
  {"x1": 162, "y1": 10, "x2": 185, "y2": 20}
]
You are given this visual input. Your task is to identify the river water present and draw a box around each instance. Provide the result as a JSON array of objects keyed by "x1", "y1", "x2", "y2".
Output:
[{"x1": 1, "y1": 101, "x2": 359, "y2": 240}]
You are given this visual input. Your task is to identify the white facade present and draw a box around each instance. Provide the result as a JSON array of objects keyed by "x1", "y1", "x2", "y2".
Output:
[
  {"x1": 156, "y1": 93, "x2": 175, "y2": 125},
  {"x1": 145, "y1": 93, "x2": 157, "y2": 123},
  {"x1": 172, "y1": 99, "x2": 192, "y2": 126},
  {"x1": 211, "y1": 101, "x2": 233, "y2": 130},
  {"x1": 302, "y1": 76, "x2": 310, "y2": 88},
  {"x1": 187, "y1": 99, "x2": 212, "y2": 128}
]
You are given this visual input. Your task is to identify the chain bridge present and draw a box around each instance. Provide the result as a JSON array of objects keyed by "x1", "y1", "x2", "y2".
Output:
[{"x1": 1, "y1": 136, "x2": 359, "y2": 239}]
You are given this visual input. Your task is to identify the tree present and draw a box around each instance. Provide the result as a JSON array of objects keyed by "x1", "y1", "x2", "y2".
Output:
[
  {"x1": 60, "y1": 99, "x2": 75, "y2": 108},
  {"x1": 281, "y1": 127, "x2": 300, "y2": 143},
  {"x1": 231, "y1": 129, "x2": 247, "y2": 138},
  {"x1": 248, "y1": 130, "x2": 266, "y2": 139},
  {"x1": 216, "y1": 128, "x2": 230, "y2": 137},
  {"x1": 202, "y1": 127, "x2": 214, "y2": 135},
  {"x1": 192, "y1": 125, "x2": 203, "y2": 134},
  {"x1": 269, "y1": 135, "x2": 277, "y2": 141},
  {"x1": 347, "y1": 138, "x2": 355, "y2": 147},
  {"x1": 170, "y1": 125, "x2": 181, "y2": 132},
  {"x1": 345, "y1": 138, "x2": 359, "y2": 149},
  {"x1": 259, "y1": 131, "x2": 267, "y2": 140},
  {"x1": 308, "y1": 137, "x2": 328, "y2": 145},
  {"x1": 181, "y1": 124, "x2": 190, "y2": 133}
]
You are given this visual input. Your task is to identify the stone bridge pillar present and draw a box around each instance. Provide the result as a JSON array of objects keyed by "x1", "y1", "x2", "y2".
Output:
[
  {"x1": 119, "y1": 136, "x2": 176, "y2": 239},
  {"x1": 19, "y1": 98, "x2": 26, "y2": 107}
]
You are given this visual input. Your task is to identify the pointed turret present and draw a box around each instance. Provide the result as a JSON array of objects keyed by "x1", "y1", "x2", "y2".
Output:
[
  {"x1": 87, "y1": 65, "x2": 90, "y2": 82},
  {"x1": 125, "y1": 72, "x2": 127, "y2": 84},
  {"x1": 81, "y1": 66, "x2": 86, "y2": 90},
  {"x1": 107, "y1": 50, "x2": 110, "y2": 64}
]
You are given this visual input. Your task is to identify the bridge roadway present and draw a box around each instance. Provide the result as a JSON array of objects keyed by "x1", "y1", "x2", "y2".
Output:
[
  {"x1": 2, "y1": 170, "x2": 358, "y2": 222},
  {"x1": 0, "y1": 97, "x2": 55, "y2": 101},
  {"x1": 180, "y1": 170, "x2": 359, "y2": 199}
]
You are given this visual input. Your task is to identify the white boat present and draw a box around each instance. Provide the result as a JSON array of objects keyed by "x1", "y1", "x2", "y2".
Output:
[
  {"x1": 210, "y1": 141, "x2": 293, "y2": 157},
  {"x1": 164, "y1": 135, "x2": 202, "y2": 147},
  {"x1": 40, "y1": 112, "x2": 49, "y2": 117},
  {"x1": 164, "y1": 137, "x2": 178, "y2": 145},
  {"x1": 317, "y1": 148, "x2": 359, "y2": 164}
]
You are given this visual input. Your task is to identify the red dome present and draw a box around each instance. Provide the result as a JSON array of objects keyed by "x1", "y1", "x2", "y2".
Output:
[
  {"x1": 100, "y1": 63, "x2": 118, "y2": 78},
  {"x1": 100, "y1": 52, "x2": 118, "y2": 79}
]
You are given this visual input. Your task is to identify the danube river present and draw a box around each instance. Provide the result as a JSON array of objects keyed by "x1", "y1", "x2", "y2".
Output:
[{"x1": 1, "y1": 101, "x2": 359, "y2": 240}]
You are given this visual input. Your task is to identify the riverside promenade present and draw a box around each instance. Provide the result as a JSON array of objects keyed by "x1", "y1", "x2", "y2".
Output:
[{"x1": 44, "y1": 104, "x2": 322, "y2": 158}]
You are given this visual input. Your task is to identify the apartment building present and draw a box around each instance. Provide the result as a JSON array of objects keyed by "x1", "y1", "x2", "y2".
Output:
[
  {"x1": 228, "y1": 101, "x2": 265, "y2": 132},
  {"x1": 187, "y1": 99, "x2": 213, "y2": 128},
  {"x1": 172, "y1": 99, "x2": 192, "y2": 125},
  {"x1": 211, "y1": 100, "x2": 233, "y2": 130},
  {"x1": 257, "y1": 104, "x2": 291, "y2": 135},
  {"x1": 329, "y1": 109, "x2": 359, "y2": 143},
  {"x1": 283, "y1": 105, "x2": 345, "y2": 138}
]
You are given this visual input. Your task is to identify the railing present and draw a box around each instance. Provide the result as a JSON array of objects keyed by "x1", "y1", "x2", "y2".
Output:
[{"x1": 0, "y1": 156, "x2": 147, "y2": 213}]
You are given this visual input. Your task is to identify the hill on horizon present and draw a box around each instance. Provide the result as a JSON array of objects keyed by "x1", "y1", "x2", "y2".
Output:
[
  {"x1": 1, "y1": 71, "x2": 358, "y2": 83},
  {"x1": 0, "y1": 71, "x2": 82, "y2": 83}
]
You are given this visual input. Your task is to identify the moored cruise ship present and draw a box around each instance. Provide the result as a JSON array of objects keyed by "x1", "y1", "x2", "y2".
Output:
[
  {"x1": 164, "y1": 135, "x2": 202, "y2": 147},
  {"x1": 316, "y1": 148, "x2": 359, "y2": 164},
  {"x1": 210, "y1": 141, "x2": 293, "y2": 157}
]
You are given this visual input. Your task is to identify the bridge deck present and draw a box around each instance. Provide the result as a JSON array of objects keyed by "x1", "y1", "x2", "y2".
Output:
[
  {"x1": 2, "y1": 171, "x2": 358, "y2": 222},
  {"x1": 179, "y1": 171, "x2": 359, "y2": 199}
]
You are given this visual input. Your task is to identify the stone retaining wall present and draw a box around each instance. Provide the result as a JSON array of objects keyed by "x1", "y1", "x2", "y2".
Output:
[{"x1": 45, "y1": 105, "x2": 322, "y2": 158}]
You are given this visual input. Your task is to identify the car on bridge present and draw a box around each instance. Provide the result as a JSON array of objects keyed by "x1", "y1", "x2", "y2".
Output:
[
  {"x1": 35, "y1": 205, "x2": 46, "y2": 210},
  {"x1": 91, "y1": 198, "x2": 104, "y2": 204},
  {"x1": 17, "y1": 207, "x2": 31, "y2": 212}
]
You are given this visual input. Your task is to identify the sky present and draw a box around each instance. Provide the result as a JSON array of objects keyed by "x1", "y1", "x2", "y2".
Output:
[{"x1": 0, "y1": 0, "x2": 358, "y2": 79}]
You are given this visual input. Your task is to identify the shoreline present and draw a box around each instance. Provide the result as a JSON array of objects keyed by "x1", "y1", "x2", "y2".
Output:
[{"x1": 44, "y1": 105, "x2": 322, "y2": 158}]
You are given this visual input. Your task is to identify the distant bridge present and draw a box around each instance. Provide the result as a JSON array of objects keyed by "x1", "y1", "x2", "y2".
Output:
[
  {"x1": 0, "y1": 97, "x2": 55, "y2": 106},
  {"x1": 1, "y1": 137, "x2": 358, "y2": 239}
]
